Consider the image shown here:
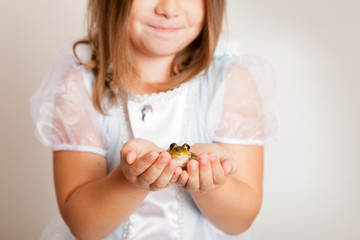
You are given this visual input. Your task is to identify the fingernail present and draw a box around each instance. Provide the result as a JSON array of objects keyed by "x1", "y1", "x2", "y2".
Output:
[
  {"x1": 190, "y1": 162, "x2": 198, "y2": 170},
  {"x1": 160, "y1": 154, "x2": 168, "y2": 163},
  {"x1": 200, "y1": 157, "x2": 208, "y2": 165},
  {"x1": 150, "y1": 152, "x2": 158, "y2": 160},
  {"x1": 175, "y1": 168, "x2": 182, "y2": 176},
  {"x1": 224, "y1": 165, "x2": 232, "y2": 175},
  {"x1": 126, "y1": 152, "x2": 135, "y2": 164},
  {"x1": 168, "y1": 161, "x2": 176, "y2": 170}
]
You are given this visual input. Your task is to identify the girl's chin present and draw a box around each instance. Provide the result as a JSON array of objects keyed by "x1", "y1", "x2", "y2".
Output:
[{"x1": 143, "y1": 45, "x2": 185, "y2": 58}]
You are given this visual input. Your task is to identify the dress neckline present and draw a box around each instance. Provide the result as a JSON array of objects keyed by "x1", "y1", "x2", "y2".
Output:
[{"x1": 126, "y1": 75, "x2": 202, "y2": 103}]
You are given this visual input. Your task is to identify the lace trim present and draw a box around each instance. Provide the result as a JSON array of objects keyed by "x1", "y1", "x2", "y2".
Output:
[
  {"x1": 122, "y1": 218, "x2": 131, "y2": 240},
  {"x1": 180, "y1": 76, "x2": 201, "y2": 144},
  {"x1": 176, "y1": 188, "x2": 185, "y2": 240},
  {"x1": 126, "y1": 76, "x2": 201, "y2": 103},
  {"x1": 51, "y1": 144, "x2": 107, "y2": 156},
  {"x1": 117, "y1": 96, "x2": 133, "y2": 143},
  {"x1": 213, "y1": 136, "x2": 266, "y2": 146}
]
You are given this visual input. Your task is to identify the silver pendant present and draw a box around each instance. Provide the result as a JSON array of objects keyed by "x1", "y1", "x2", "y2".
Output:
[{"x1": 139, "y1": 104, "x2": 153, "y2": 122}]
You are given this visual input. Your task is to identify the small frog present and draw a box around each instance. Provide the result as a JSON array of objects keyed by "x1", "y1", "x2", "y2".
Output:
[{"x1": 167, "y1": 143, "x2": 198, "y2": 169}]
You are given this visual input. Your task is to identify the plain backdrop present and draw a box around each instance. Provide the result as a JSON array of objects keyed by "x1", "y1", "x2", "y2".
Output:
[{"x1": 1, "y1": 0, "x2": 359, "y2": 239}]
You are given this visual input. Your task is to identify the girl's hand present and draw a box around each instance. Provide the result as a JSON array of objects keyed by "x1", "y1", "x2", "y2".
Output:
[
  {"x1": 176, "y1": 143, "x2": 237, "y2": 192},
  {"x1": 120, "y1": 138, "x2": 183, "y2": 191}
]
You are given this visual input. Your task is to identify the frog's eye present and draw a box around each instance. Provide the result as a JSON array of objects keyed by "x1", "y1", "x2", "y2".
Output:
[
  {"x1": 182, "y1": 144, "x2": 190, "y2": 151},
  {"x1": 170, "y1": 143, "x2": 177, "y2": 150}
]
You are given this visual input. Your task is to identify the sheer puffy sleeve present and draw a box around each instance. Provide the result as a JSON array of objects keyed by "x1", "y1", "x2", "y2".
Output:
[
  {"x1": 209, "y1": 55, "x2": 279, "y2": 145},
  {"x1": 30, "y1": 56, "x2": 109, "y2": 156}
]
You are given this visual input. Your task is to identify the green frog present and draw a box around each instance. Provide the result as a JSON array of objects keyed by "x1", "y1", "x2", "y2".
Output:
[{"x1": 167, "y1": 143, "x2": 198, "y2": 169}]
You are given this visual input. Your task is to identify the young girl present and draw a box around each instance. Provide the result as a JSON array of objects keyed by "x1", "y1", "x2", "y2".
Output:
[{"x1": 31, "y1": 0, "x2": 278, "y2": 239}]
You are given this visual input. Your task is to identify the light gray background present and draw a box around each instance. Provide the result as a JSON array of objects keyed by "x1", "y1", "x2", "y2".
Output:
[{"x1": 1, "y1": 0, "x2": 359, "y2": 239}]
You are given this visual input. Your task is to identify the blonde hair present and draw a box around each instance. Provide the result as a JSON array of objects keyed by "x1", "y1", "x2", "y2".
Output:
[{"x1": 74, "y1": 0, "x2": 226, "y2": 113}]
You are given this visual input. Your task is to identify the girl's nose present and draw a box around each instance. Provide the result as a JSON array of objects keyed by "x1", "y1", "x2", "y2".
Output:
[{"x1": 155, "y1": 0, "x2": 181, "y2": 18}]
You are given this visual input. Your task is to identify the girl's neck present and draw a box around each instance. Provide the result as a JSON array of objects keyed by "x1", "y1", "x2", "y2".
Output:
[{"x1": 129, "y1": 53, "x2": 175, "y2": 95}]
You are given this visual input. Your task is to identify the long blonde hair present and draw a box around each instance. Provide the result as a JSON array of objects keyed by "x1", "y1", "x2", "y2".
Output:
[{"x1": 73, "y1": 0, "x2": 226, "y2": 113}]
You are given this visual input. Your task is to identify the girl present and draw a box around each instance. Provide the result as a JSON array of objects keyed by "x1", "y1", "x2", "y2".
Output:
[{"x1": 30, "y1": 0, "x2": 278, "y2": 239}]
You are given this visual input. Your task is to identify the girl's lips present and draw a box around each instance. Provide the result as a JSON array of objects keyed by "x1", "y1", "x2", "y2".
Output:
[{"x1": 150, "y1": 25, "x2": 180, "y2": 34}]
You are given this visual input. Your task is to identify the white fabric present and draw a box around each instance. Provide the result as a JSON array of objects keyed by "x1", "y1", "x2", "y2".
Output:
[
  {"x1": 30, "y1": 56, "x2": 109, "y2": 156},
  {"x1": 127, "y1": 186, "x2": 182, "y2": 240},
  {"x1": 127, "y1": 78, "x2": 197, "y2": 150},
  {"x1": 212, "y1": 55, "x2": 278, "y2": 145},
  {"x1": 124, "y1": 78, "x2": 199, "y2": 239},
  {"x1": 30, "y1": 40, "x2": 278, "y2": 239}
]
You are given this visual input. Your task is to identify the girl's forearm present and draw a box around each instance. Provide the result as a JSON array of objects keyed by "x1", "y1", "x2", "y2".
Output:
[
  {"x1": 190, "y1": 178, "x2": 262, "y2": 235},
  {"x1": 60, "y1": 167, "x2": 149, "y2": 240}
]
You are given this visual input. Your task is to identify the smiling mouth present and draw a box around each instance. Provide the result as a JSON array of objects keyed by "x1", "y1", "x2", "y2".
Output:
[{"x1": 149, "y1": 25, "x2": 180, "y2": 34}]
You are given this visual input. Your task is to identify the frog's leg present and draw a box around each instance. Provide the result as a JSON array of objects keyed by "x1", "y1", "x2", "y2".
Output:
[{"x1": 190, "y1": 153, "x2": 198, "y2": 160}]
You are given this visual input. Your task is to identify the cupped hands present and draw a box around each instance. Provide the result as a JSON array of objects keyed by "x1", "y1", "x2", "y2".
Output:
[
  {"x1": 120, "y1": 138, "x2": 182, "y2": 191},
  {"x1": 120, "y1": 140, "x2": 236, "y2": 193},
  {"x1": 176, "y1": 143, "x2": 237, "y2": 193}
]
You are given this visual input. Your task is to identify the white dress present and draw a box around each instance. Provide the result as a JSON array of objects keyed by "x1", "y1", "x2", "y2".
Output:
[{"x1": 30, "y1": 40, "x2": 278, "y2": 240}]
